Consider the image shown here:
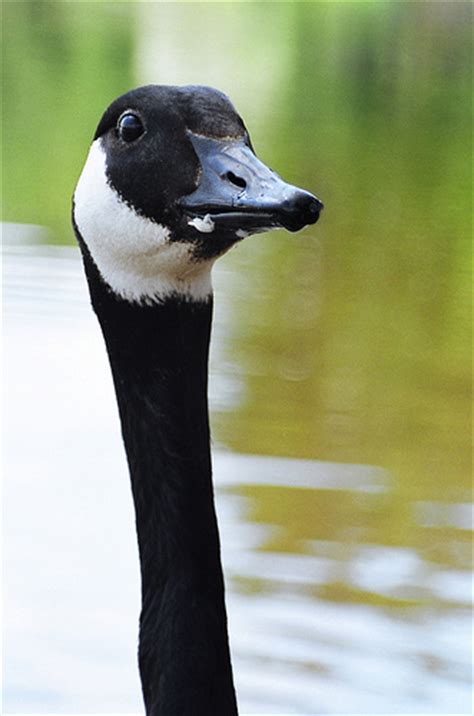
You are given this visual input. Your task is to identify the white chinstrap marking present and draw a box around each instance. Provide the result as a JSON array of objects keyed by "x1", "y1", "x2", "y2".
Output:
[{"x1": 73, "y1": 140, "x2": 214, "y2": 303}]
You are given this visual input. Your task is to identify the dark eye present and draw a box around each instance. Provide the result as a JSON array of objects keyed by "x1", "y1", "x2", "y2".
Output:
[{"x1": 117, "y1": 113, "x2": 144, "y2": 142}]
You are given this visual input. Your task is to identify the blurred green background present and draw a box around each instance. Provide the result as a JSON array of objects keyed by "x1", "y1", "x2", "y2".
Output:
[
  {"x1": 3, "y1": 0, "x2": 470, "y2": 483},
  {"x1": 2, "y1": 0, "x2": 472, "y2": 603}
]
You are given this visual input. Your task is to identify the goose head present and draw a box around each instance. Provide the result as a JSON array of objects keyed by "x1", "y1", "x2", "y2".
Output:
[{"x1": 73, "y1": 85, "x2": 323, "y2": 304}]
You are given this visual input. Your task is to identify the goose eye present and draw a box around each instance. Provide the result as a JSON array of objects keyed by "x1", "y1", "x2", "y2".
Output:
[{"x1": 118, "y1": 113, "x2": 144, "y2": 142}]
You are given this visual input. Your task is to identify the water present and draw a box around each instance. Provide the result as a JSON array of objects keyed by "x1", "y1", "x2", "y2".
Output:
[
  {"x1": 3, "y1": 243, "x2": 472, "y2": 714},
  {"x1": 2, "y1": 2, "x2": 472, "y2": 712}
]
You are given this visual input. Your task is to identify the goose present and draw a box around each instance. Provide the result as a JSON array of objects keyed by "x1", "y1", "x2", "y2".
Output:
[{"x1": 72, "y1": 84, "x2": 323, "y2": 716}]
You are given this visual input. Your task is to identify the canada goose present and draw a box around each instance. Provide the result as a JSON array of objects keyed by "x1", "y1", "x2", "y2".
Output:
[{"x1": 72, "y1": 84, "x2": 322, "y2": 715}]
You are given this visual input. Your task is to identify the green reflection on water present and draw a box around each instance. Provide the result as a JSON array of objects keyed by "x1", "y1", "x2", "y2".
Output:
[
  {"x1": 2, "y1": 0, "x2": 471, "y2": 579},
  {"x1": 210, "y1": 2, "x2": 472, "y2": 508},
  {"x1": 2, "y1": 1, "x2": 135, "y2": 237}
]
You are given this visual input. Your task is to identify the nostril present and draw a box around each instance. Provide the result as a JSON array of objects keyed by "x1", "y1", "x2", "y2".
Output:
[{"x1": 225, "y1": 171, "x2": 247, "y2": 190}]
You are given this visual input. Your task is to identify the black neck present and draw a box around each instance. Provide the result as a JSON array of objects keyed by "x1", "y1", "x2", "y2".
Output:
[{"x1": 77, "y1": 237, "x2": 238, "y2": 715}]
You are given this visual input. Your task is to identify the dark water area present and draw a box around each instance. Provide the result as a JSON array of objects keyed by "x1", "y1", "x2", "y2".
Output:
[{"x1": 2, "y1": 2, "x2": 472, "y2": 714}]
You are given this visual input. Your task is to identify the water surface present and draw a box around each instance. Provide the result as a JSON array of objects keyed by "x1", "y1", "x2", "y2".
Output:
[
  {"x1": 2, "y1": 2, "x2": 472, "y2": 713},
  {"x1": 3, "y1": 244, "x2": 471, "y2": 714}
]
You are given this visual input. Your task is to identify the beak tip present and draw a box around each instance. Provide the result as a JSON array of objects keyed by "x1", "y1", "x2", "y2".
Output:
[
  {"x1": 307, "y1": 196, "x2": 324, "y2": 223},
  {"x1": 284, "y1": 192, "x2": 323, "y2": 231}
]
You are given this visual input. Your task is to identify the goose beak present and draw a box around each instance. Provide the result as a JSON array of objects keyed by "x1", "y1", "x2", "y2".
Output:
[{"x1": 180, "y1": 132, "x2": 323, "y2": 234}]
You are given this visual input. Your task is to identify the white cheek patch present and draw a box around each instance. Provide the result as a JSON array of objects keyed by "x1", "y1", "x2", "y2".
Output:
[{"x1": 73, "y1": 140, "x2": 213, "y2": 304}]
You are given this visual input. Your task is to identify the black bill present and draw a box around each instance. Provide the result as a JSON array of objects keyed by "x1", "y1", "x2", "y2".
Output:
[{"x1": 180, "y1": 132, "x2": 323, "y2": 234}]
